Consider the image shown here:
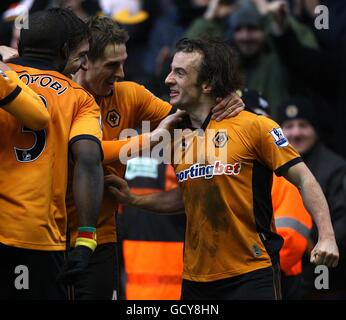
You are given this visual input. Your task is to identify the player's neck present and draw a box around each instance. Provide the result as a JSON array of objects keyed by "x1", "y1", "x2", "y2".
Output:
[
  {"x1": 19, "y1": 53, "x2": 65, "y2": 72},
  {"x1": 187, "y1": 98, "x2": 215, "y2": 128}
]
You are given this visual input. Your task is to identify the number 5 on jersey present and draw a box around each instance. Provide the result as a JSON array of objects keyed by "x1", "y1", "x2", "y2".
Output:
[{"x1": 14, "y1": 95, "x2": 48, "y2": 162}]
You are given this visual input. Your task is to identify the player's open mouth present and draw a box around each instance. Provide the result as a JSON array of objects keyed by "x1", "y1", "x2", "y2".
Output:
[{"x1": 170, "y1": 90, "x2": 179, "y2": 97}]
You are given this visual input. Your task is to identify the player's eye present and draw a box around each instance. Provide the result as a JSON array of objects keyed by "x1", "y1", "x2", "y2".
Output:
[
  {"x1": 79, "y1": 56, "x2": 87, "y2": 65},
  {"x1": 175, "y1": 69, "x2": 185, "y2": 76},
  {"x1": 107, "y1": 63, "x2": 118, "y2": 68}
]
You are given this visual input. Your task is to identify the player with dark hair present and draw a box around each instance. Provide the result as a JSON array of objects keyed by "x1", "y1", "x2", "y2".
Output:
[
  {"x1": 0, "y1": 8, "x2": 104, "y2": 300},
  {"x1": 173, "y1": 38, "x2": 242, "y2": 98},
  {"x1": 64, "y1": 16, "x2": 244, "y2": 300},
  {"x1": 58, "y1": 8, "x2": 91, "y2": 78},
  {"x1": 106, "y1": 37, "x2": 339, "y2": 300}
]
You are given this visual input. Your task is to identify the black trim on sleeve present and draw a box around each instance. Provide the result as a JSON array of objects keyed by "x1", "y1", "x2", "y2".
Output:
[
  {"x1": 274, "y1": 157, "x2": 303, "y2": 176},
  {"x1": 252, "y1": 160, "x2": 283, "y2": 265},
  {"x1": 0, "y1": 85, "x2": 22, "y2": 108},
  {"x1": 68, "y1": 134, "x2": 104, "y2": 161}
]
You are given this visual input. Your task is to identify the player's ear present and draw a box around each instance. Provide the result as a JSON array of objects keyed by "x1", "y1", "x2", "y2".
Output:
[
  {"x1": 202, "y1": 82, "x2": 212, "y2": 94},
  {"x1": 60, "y1": 42, "x2": 70, "y2": 72},
  {"x1": 61, "y1": 42, "x2": 69, "y2": 61}
]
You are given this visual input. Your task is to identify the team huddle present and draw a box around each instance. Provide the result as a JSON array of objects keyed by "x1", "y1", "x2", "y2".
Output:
[{"x1": 0, "y1": 8, "x2": 339, "y2": 300}]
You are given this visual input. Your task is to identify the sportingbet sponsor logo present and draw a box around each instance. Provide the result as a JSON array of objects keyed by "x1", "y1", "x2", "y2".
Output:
[{"x1": 176, "y1": 161, "x2": 241, "y2": 182}]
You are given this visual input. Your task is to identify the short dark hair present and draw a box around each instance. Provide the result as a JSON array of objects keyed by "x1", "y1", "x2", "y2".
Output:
[
  {"x1": 87, "y1": 16, "x2": 129, "y2": 62},
  {"x1": 19, "y1": 8, "x2": 89, "y2": 56},
  {"x1": 174, "y1": 38, "x2": 243, "y2": 98},
  {"x1": 19, "y1": 9, "x2": 70, "y2": 56},
  {"x1": 54, "y1": 8, "x2": 90, "y2": 53}
]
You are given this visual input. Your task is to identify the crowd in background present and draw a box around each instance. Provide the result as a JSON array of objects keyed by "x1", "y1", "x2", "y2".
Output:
[
  {"x1": 1, "y1": 0, "x2": 345, "y2": 300},
  {"x1": 2, "y1": 0, "x2": 345, "y2": 152}
]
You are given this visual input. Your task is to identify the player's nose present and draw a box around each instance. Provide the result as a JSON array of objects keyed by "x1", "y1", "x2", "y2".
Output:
[
  {"x1": 165, "y1": 71, "x2": 175, "y2": 86},
  {"x1": 115, "y1": 65, "x2": 125, "y2": 81}
]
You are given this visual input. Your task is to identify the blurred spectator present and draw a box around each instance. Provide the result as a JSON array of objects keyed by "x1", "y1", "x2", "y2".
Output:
[
  {"x1": 58, "y1": 0, "x2": 102, "y2": 19},
  {"x1": 100, "y1": 0, "x2": 143, "y2": 17},
  {"x1": 278, "y1": 96, "x2": 346, "y2": 299},
  {"x1": 143, "y1": 0, "x2": 185, "y2": 96},
  {"x1": 113, "y1": 0, "x2": 160, "y2": 84},
  {"x1": 269, "y1": 0, "x2": 346, "y2": 158},
  {"x1": 259, "y1": 0, "x2": 346, "y2": 49},
  {"x1": 1, "y1": 0, "x2": 48, "y2": 19},
  {"x1": 288, "y1": 0, "x2": 346, "y2": 50},
  {"x1": 228, "y1": 3, "x2": 318, "y2": 119},
  {"x1": 174, "y1": 0, "x2": 211, "y2": 28},
  {"x1": 0, "y1": 0, "x2": 48, "y2": 47},
  {"x1": 185, "y1": 0, "x2": 238, "y2": 39}
]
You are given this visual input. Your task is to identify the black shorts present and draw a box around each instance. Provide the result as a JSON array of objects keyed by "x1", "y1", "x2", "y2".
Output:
[
  {"x1": 0, "y1": 243, "x2": 67, "y2": 300},
  {"x1": 181, "y1": 264, "x2": 282, "y2": 300},
  {"x1": 70, "y1": 242, "x2": 119, "y2": 300},
  {"x1": 281, "y1": 273, "x2": 305, "y2": 300}
]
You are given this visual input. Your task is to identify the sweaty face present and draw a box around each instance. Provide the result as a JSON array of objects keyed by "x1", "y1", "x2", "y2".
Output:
[
  {"x1": 83, "y1": 43, "x2": 127, "y2": 97},
  {"x1": 164, "y1": 51, "x2": 204, "y2": 110},
  {"x1": 63, "y1": 38, "x2": 89, "y2": 78},
  {"x1": 281, "y1": 119, "x2": 317, "y2": 154},
  {"x1": 234, "y1": 26, "x2": 265, "y2": 58}
]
